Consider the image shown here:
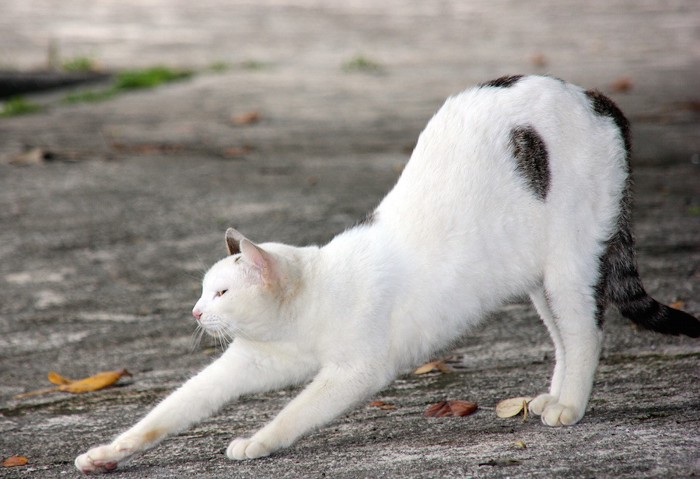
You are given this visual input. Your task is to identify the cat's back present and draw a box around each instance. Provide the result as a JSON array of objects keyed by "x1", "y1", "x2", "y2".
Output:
[
  {"x1": 379, "y1": 75, "x2": 628, "y2": 232},
  {"x1": 410, "y1": 75, "x2": 617, "y2": 177}
]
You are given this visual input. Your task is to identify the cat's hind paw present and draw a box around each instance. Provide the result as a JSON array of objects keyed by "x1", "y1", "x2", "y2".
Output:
[
  {"x1": 529, "y1": 394, "x2": 584, "y2": 426},
  {"x1": 528, "y1": 393, "x2": 557, "y2": 416},
  {"x1": 226, "y1": 437, "x2": 271, "y2": 460}
]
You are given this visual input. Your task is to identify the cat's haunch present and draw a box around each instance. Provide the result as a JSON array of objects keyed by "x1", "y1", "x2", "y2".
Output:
[{"x1": 75, "y1": 75, "x2": 699, "y2": 474}]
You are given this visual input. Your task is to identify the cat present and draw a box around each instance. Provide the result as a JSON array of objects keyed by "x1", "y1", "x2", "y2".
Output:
[{"x1": 75, "y1": 75, "x2": 699, "y2": 474}]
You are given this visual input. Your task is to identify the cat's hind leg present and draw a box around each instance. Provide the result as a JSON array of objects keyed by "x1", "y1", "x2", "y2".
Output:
[
  {"x1": 528, "y1": 287, "x2": 565, "y2": 415},
  {"x1": 529, "y1": 269, "x2": 604, "y2": 426}
]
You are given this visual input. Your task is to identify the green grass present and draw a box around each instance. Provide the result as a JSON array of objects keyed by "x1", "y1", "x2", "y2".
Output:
[
  {"x1": 342, "y1": 55, "x2": 384, "y2": 73},
  {"x1": 115, "y1": 67, "x2": 192, "y2": 90},
  {"x1": 0, "y1": 97, "x2": 42, "y2": 117},
  {"x1": 63, "y1": 66, "x2": 193, "y2": 105},
  {"x1": 63, "y1": 89, "x2": 118, "y2": 104}
]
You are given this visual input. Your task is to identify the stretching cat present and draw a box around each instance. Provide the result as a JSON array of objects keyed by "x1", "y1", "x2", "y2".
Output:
[{"x1": 75, "y1": 75, "x2": 699, "y2": 473}]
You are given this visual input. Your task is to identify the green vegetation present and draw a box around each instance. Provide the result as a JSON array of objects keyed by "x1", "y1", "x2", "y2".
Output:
[
  {"x1": 115, "y1": 67, "x2": 192, "y2": 90},
  {"x1": 63, "y1": 89, "x2": 117, "y2": 104},
  {"x1": 0, "y1": 97, "x2": 43, "y2": 117},
  {"x1": 63, "y1": 66, "x2": 193, "y2": 105},
  {"x1": 342, "y1": 55, "x2": 384, "y2": 73}
]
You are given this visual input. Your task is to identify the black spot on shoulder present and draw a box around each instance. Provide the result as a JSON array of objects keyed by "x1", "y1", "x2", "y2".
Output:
[
  {"x1": 480, "y1": 75, "x2": 524, "y2": 88},
  {"x1": 510, "y1": 126, "x2": 550, "y2": 200},
  {"x1": 585, "y1": 89, "x2": 631, "y2": 153}
]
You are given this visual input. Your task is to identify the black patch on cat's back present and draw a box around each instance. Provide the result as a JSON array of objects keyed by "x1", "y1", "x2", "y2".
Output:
[
  {"x1": 355, "y1": 210, "x2": 377, "y2": 228},
  {"x1": 480, "y1": 75, "x2": 524, "y2": 88},
  {"x1": 509, "y1": 126, "x2": 550, "y2": 200},
  {"x1": 585, "y1": 89, "x2": 631, "y2": 154}
]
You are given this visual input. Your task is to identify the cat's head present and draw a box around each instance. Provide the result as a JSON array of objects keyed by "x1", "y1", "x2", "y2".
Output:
[{"x1": 192, "y1": 228, "x2": 307, "y2": 342}]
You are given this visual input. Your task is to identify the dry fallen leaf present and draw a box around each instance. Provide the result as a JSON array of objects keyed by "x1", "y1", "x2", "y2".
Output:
[
  {"x1": 59, "y1": 369, "x2": 131, "y2": 394},
  {"x1": 2, "y1": 456, "x2": 29, "y2": 468},
  {"x1": 7, "y1": 148, "x2": 53, "y2": 166},
  {"x1": 48, "y1": 370, "x2": 73, "y2": 385},
  {"x1": 15, "y1": 369, "x2": 131, "y2": 399},
  {"x1": 669, "y1": 300, "x2": 685, "y2": 310},
  {"x1": 495, "y1": 397, "x2": 533, "y2": 418},
  {"x1": 514, "y1": 441, "x2": 527, "y2": 449},
  {"x1": 610, "y1": 77, "x2": 634, "y2": 93},
  {"x1": 222, "y1": 146, "x2": 253, "y2": 158},
  {"x1": 424, "y1": 400, "x2": 478, "y2": 417},
  {"x1": 530, "y1": 53, "x2": 548, "y2": 68},
  {"x1": 232, "y1": 111, "x2": 261, "y2": 125},
  {"x1": 414, "y1": 360, "x2": 453, "y2": 375},
  {"x1": 369, "y1": 401, "x2": 397, "y2": 411}
]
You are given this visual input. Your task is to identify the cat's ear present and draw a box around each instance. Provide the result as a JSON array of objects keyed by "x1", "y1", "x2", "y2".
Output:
[
  {"x1": 225, "y1": 228, "x2": 245, "y2": 256},
  {"x1": 239, "y1": 239, "x2": 278, "y2": 287}
]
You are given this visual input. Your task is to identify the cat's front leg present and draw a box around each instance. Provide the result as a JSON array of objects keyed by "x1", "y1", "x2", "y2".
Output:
[
  {"x1": 76, "y1": 341, "x2": 315, "y2": 474},
  {"x1": 226, "y1": 362, "x2": 391, "y2": 460},
  {"x1": 74, "y1": 437, "x2": 142, "y2": 474}
]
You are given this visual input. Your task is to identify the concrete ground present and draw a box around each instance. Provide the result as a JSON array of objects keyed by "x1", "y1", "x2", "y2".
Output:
[{"x1": 1, "y1": 1, "x2": 699, "y2": 478}]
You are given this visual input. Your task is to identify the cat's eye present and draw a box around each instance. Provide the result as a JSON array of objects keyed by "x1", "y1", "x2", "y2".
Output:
[{"x1": 215, "y1": 290, "x2": 228, "y2": 298}]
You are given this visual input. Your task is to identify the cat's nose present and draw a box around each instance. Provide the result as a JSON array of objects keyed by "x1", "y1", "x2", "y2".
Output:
[{"x1": 192, "y1": 308, "x2": 203, "y2": 321}]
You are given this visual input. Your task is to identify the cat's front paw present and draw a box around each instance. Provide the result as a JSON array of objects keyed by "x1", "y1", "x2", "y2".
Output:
[
  {"x1": 74, "y1": 441, "x2": 134, "y2": 474},
  {"x1": 529, "y1": 394, "x2": 584, "y2": 426},
  {"x1": 226, "y1": 437, "x2": 271, "y2": 460}
]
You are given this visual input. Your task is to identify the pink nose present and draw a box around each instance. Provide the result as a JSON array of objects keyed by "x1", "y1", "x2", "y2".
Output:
[{"x1": 192, "y1": 309, "x2": 203, "y2": 321}]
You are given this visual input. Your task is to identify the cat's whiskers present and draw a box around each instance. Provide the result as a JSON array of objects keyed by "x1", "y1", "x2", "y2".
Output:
[{"x1": 189, "y1": 324, "x2": 207, "y2": 352}]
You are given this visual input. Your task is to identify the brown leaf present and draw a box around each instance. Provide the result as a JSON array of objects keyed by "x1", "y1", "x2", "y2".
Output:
[
  {"x1": 448, "y1": 400, "x2": 478, "y2": 416},
  {"x1": 370, "y1": 401, "x2": 396, "y2": 410},
  {"x1": 222, "y1": 146, "x2": 252, "y2": 158},
  {"x1": 47, "y1": 371, "x2": 73, "y2": 385},
  {"x1": 424, "y1": 400, "x2": 478, "y2": 417},
  {"x1": 414, "y1": 360, "x2": 453, "y2": 375},
  {"x1": 530, "y1": 53, "x2": 548, "y2": 68},
  {"x1": 2, "y1": 456, "x2": 29, "y2": 468},
  {"x1": 495, "y1": 397, "x2": 532, "y2": 418},
  {"x1": 610, "y1": 77, "x2": 633, "y2": 93},
  {"x1": 58, "y1": 369, "x2": 131, "y2": 394},
  {"x1": 669, "y1": 300, "x2": 685, "y2": 310},
  {"x1": 7, "y1": 148, "x2": 52, "y2": 166},
  {"x1": 232, "y1": 111, "x2": 261, "y2": 125},
  {"x1": 15, "y1": 369, "x2": 131, "y2": 399}
]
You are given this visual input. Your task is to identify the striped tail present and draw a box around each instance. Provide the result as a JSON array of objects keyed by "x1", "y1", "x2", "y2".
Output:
[
  {"x1": 600, "y1": 180, "x2": 700, "y2": 338},
  {"x1": 588, "y1": 89, "x2": 699, "y2": 338}
]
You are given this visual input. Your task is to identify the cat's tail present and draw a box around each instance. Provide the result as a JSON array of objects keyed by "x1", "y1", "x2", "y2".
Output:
[{"x1": 602, "y1": 182, "x2": 700, "y2": 338}]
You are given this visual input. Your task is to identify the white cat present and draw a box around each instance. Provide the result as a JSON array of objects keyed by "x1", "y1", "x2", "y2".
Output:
[{"x1": 75, "y1": 75, "x2": 699, "y2": 474}]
